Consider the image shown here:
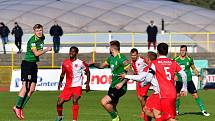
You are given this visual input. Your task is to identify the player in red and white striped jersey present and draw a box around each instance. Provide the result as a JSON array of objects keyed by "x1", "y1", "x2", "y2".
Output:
[
  {"x1": 56, "y1": 46, "x2": 90, "y2": 121},
  {"x1": 130, "y1": 48, "x2": 150, "y2": 118}
]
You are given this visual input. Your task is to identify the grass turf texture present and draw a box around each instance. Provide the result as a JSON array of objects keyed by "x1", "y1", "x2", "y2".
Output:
[{"x1": 0, "y1": 90, "x2": 214, "y2": 121}]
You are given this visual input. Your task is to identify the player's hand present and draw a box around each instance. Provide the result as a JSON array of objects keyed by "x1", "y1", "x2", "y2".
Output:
[
  {"x1": 85, "y1": 81, "x2": 90, "y2": 93},
  {"x1": 88, "y1": 63, "x2": 95, "y2": 67},
  {"x1": 46, "y1": 47, "x2": 52, "y2": 51},
  {"x1": 180, "y1": 91, "x2": 187, "y2": 96},
  {"x1": 58, "y1": 82, "x2": 62, "y2": 91},
  {"x1": 119, "y1": 73, "x2": 126, "y2": 79},
  {"x1": 115, "y1": 82, "x2": 123, "y2": 89},
  {"x1": 140, "y1": 81, "x2": 147, "y2": 87},
  {"x1": 174, "y1": 75, "x2": 178, "y2": 81},
  {"x1": 198, "y1": 76, "x2": 203, "y2": 81},
  {"x1": 85, "y1": 84, "x2": 90, "y2": 93}
]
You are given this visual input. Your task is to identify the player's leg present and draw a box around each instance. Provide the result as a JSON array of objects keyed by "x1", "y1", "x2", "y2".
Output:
[
  {"x1": 19, "y1": 62, "x2": 38, "y2": 114},
  {"x1": 72, "y1": 95, "x2": 80, "y2": 121},
  {"x1": 56, "y1": 87, "x2": 72, "y2": 121},
  {"x1": 187, "y1": 81, "x2": 210, "y2": 116},
  {"x1": 18, "y1": 82, "x2": 36, "y2": 119},
  {"x1": 161, "y1": 98, "x2": 176, "y2": 121},
  {"x1": 112, "y1": 102, "x2": 118, "y2": 113},
  {"x1": 13, "y1": 60, "x2": 32, "y2": 119},
  {"x1": 143, "y1": 108, "x2": 153, "y2": 121},
  {"x1": 144, "y1": 94, "x2": 161, "y2": 121},
  {"x1": 71, "y1": 86, "x2": 82, "y2": 121},
  {"x1": 20, "y1": 61, "x2": 38, "y2": 119},
  {"x1": 153, "y1": 109, "x2": 162, "y2": 121},
  {"x1": 72, "y1": 96, "x2": 79, "y2": 121},
  {"x1": 137, "y1": 83, "x2": 150, "y2": 118},
  {"x1": 137, "y1": 95, "x2": 146, "y2": 118},
  {"x1": 13, "y1": 83, "x2": 26, "y2": 119},
  {"x1": 101, "y1": 95, "x2": 118, "y2": 120},
  {"x1": 175, "y1": 81, "x2": 183, "y2": 115},
  {"x1": 101, "y1": 87, "x2": 125, "y2": 121},
  {"x1": 56, "y1": 98, "x2": 65, "y2": 121}
]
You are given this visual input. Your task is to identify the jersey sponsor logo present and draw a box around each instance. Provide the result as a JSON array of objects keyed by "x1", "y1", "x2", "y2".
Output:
[
  {"x1": 187, "y1": 62, "x2": 189, "y2": 65},
  {"x1": 40, "y1": 44, "x2": 43, "y2": 48},
  {"x1": 75, "y1": 64, "x2": 78, "y2": 68},
  {"x1": 110, "y1": 64, "x2": 114, "y2": 70},
  {"x1": 158, "y1": 60, "x2": 172, "y2": 64}
]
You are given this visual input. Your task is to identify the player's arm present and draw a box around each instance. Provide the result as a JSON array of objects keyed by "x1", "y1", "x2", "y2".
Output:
[
  {"x1": 84, "y1": 70, "x2": 90, "y2": 92},
  {"x1": 178, "y1": 69, "x2": 187, "y2": 96},
  {"x1": 58, "y1": 64, "x2": 66, "y2": 90},
  {"x1": 120, "y1": 71, "x2": 148, "y2": 81},
  {"x1": 176, "y1": 62, "x2": 187, "y2": 94},
  {"x1": 32, "y1": 46, "x2": 52, "y2": 57},
  {"x1": 90, "y1": 62, "x2": 109, "y2": 69},
  {"x1": 83, "y1": 61, "x2": 91, "y2": 93},
  {"x1": 191, "y1": 64, "x2": 202, "y2": 81}
]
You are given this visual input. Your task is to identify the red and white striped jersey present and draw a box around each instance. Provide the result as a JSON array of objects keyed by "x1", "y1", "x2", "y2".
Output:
[
  {"x1": 131, "y1": 57, "x2": 147, "y2": 75},
  {"x1": 62, "y1": 58, "x2": 89, "y2": 87}
]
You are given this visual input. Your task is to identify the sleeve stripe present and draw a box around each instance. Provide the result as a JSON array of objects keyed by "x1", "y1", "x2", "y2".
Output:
[
  {"x1": 124, "y1": 64, "x2": 130, "y2": 70},
  {"x1": 104, "y1": 61, "x2": 109, "y2": 65},
  {"x1": 31, "y1": 47, "x2": 36, "y2": 50}
]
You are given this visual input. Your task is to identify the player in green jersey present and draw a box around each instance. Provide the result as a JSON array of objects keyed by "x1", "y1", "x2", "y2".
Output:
[
  {"x1": 90, "y1": 40, "x2": 130, "y2": 121},
  {"x1": 174, "y1": 45, "x2": 210, "y2": 116},
  {"x1": 13, "y1": 24, "x2": 52, "y2": 120}
]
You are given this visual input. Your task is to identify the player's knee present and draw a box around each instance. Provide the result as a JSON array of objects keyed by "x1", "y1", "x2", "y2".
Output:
[
  {"x1": 27, "y1": 89, "x2": 35, "y2": 96},
  {"x1": 73, "y1": 97, "x2": 79, "y2": 104},
  {"x1": 176, "y1": 93, "x2": 180, "y2": 98},
  {"x1": 100, "y1": 98, "x2": 107, "y2": 106},
  {"x1": 100, "y1": 98, "x2": 105, "y2": 106},
  {"x1": 167, "y1": 118, "x2": 176, "y2": 121},
  {"x1": 57, "y1": 100, "x2": 64, "y2": 106},
  {"x1": 137, "y1": 96, "x2": 143, "y2": 101}
]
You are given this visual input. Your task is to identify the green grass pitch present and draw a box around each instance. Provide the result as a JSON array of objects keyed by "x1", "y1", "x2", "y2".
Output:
[{"x1": 0, "y1": 90, "x2": 214, "y2": 121}]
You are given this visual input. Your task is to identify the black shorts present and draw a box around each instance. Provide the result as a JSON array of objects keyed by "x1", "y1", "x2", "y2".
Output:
[
  {"x1": 21, "y1": 60, "x2": 38, "y2": 83},
  {"x1": 176, "y1": 81, "x2": 197, "y2": 94},
  {"x1": 108, "y1": 87, "x2": 126, "y2": 104}
]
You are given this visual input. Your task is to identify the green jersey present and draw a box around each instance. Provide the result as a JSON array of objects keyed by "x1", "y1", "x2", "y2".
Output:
[
  {"x1": 173, "y1": 55, "x2": 194, "y2": 82},
  {"x1": 25, "y1": 35, "x2": 44, "y2": 62},
  {"x1": 105, "y1": 53, "x2": 129, "y2": 90}
]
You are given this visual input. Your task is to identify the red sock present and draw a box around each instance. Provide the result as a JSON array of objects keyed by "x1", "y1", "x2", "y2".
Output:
[
  {"x1": 144, "y1": 114, "x2": 149, "y2": 121},
  {"x1": 72, "y1": 104, "x2": 79, "y2": 120},
  {"x1": 57, "y1": 106, "x2": 63, "y2": 116}
]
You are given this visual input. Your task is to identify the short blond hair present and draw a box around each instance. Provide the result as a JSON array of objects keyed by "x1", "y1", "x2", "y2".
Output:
[{"x1": 33, "y1": 24, "x2": 43, "y2": 30}]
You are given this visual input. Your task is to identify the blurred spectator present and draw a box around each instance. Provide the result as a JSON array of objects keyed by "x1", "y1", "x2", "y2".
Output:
[
  {"x1": 146, "y1": 20, "x2": 158, "y2": 50},
  {"x1": 49, "y1": 22, "x2": 63, "y2": 53},
  {"x1": 12, "y1": 22, "x2": 23, "y2": 53},
  {"x1": 0, "y1": 22, "x2": 10, "y2": 54}
]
